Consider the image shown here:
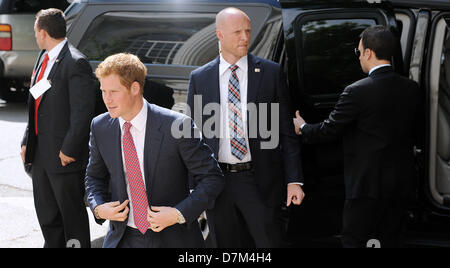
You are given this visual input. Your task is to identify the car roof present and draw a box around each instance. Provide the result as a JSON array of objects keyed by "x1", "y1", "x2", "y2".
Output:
[
  {"x1": 82, "y1": 0, "x2": 281, "y2": 8},
  {"x1": 279, "y1": 0, "x2": 450, "y2": 9},
  {"x1": 391, "y1": 0, "x2": 450, "y2": 9}
]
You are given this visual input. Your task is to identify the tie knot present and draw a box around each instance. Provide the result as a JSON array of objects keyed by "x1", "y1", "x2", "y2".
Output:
[
  {"x1": 124, "y1": 122, "x2": 132, "y2": 133},
  {"x1": 229, "y1": 64, "x2": 239, "y2": 73}
]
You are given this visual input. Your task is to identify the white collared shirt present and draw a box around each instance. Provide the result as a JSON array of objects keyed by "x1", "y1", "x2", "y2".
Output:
[
  {"x1": 39, "y1": 39, "x2": 68, "y2": 81},
  {"x1": 218, "y1": 54, "x2": 252, "y2": 164},
  {"x1": 118, "y1": 99, "x2": 148, "y2": 229},
  {"x1": 369, "y1": 64, "x2": 391, "y2": 75}
]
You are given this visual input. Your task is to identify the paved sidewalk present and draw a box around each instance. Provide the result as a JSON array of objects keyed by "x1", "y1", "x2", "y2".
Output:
[
  {"x1": 0, "y1": 185, "x2": 109, "y2": 248},
  {"x1": 0, "y1": 100, "x2": 108, "y2": 248}
]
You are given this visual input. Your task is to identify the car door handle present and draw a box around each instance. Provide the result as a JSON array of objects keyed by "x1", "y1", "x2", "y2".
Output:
[{"x1": 414, "y1": 146, "x2": 423, "y2": 156}]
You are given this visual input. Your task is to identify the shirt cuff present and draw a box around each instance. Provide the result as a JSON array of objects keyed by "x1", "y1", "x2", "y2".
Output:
[
  {"x1": 300, "y1": 123, "x2": 306, "y2": 129},
  {"x1": 288, "y1": 182, "x2": 304, "y2": 186}
]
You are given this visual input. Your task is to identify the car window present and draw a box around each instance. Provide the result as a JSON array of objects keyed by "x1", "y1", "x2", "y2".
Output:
[
  {"x1": 439, "y1": 26, "x2": 450, "y2": 115},
  {"x1": 78, "y1": 12, "x2": 218, "y2": 66},
  {"x1": 300, "y1": 19, "x2": 376, "y2": 96},
  {"x1": 10, "y1": 0, "x2": 70, "y2": 13}
]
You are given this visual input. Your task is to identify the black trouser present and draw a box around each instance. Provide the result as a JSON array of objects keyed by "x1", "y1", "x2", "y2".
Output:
[
  {"x1": 341, "y1": 198, "x2": 407, "y2": 248},
  {"x1": 210, "y1": 170, "x2": 274, "y2": 248},
  {"x1": 31, "y1": 146, "x2": 90, "y2": 248},
  {"x1": 117, "y1": 227, "x2": 160, "y2": 248}
]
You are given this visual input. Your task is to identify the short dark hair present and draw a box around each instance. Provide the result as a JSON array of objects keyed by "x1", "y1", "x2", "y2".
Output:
[
  {"x1": 36, "y1": 8, "x2": 66, "y2": 39},
  {"x1": 360, "y1": 25, "x2": 397, "y2": 61}
]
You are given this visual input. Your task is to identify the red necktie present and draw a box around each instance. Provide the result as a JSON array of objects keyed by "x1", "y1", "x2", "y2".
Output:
[
  {"x1": 122, "y1": 122, "x2": 150, "y2": 234},
  {"x1": 34, "y1": 53, "x2": 49, "y2": 135}
]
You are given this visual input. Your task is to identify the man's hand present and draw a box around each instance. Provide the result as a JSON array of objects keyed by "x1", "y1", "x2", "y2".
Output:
[
  {"x1": 20, "y1": 146, "x2": 26, "y2": 164},
  {"x1": 95, "y1": 200, "x2": 130, "y2": 221},
  {"x1": 293, "y1": 110, "x2": 306, "y2": 135},
  {"x1": 147, "y1": 206, "x2": 178, "y2": 233},
  {"x1": 59, "y1": 151, "x2": 76, "y2": 167},
  {"x1": 287, "y1": 184, "x2": 305, "y2": 207}
]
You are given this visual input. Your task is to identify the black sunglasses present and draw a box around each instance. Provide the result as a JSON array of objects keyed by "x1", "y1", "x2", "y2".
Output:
[{"x1": 354, "y1": 48, "x2": 361, "y2": 58}]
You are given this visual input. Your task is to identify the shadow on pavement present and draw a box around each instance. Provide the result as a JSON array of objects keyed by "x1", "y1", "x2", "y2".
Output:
[{"x1": 0, "y1": 99, "x2": 28, "y2": 123}]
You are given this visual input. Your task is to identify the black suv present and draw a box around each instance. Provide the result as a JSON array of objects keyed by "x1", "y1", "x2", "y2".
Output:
[{"x1": 65, "y1": 0, "x2": 450, "y2": 247}]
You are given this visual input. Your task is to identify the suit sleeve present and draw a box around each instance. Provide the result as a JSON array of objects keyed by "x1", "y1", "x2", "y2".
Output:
[
  {"x1": 21, "y1": 94, "x2": 34, "y2": 147},
  {"x1": 174, "y1": 117, "x2": 225, "y2": 225},
  {"x1": 21, "y1": 125, "x2": 28, "y2": 147},
  {"x1": 61, "y1": 58, "x2": 96, "y2": 158},
  {"x1": 21, "y1": 51, "x2": 44, "y2": 149},
  {"x1": 277, "y1": 67, "x2": 304, "y2": 184},
  {"x1": 186, "y1": 72, "x2": 195, "y2": 119},
  {"x1": 302, "y1": 85, "x2": 361, "y2": 144},
  {"x1": 85, "y1": 120, "x2": 110, "y2": 225},
  {"x1": 185, "y1": 73, "x2": 195, "y2": 118}
]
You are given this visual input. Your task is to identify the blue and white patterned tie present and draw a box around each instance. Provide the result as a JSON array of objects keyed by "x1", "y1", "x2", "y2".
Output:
[{"x1": 228, "y1": 64, "x2": 248, "y2": 160}]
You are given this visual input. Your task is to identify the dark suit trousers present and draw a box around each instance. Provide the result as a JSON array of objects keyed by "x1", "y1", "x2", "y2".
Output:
[
  {"x1": 210, "y1": 170, "x2": 274, "y2": 248},
  {"x1": 31, "y1": 143, "x2": 90, "y2": 248},
  {"x1": 341, "y1": 198, "x2": 407, "y2": 248},
  {"x1": 117, "y1": 227, "x2": 162, "y2": 248}
]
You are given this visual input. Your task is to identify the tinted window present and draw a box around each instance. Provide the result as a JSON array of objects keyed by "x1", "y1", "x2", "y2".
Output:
[
  {"x1": 300, "y1": 19, "x2": 376, "y2": 96},
  {"x1": 92, "y1": 76, "x2": 181, "y2": 114},
  {"x1": 78, "y1": 12, "x2": 218, "y2": 66},
  {"x1": 10, "y1": 0, "x2": 70, "y2": 13},
  {"x1": 440, "y1": 27, "x2": 450, "y2": 116},
  {"x1": 78, "y1": 11, "x2": 282, "y2": 67}
]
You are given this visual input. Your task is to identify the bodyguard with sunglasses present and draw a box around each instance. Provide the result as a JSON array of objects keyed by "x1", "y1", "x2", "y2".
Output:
[{"x1": 293, "y1": 26, "x2": 421, "y2": 248}]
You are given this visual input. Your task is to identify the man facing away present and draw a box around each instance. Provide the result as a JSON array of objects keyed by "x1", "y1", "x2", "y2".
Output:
[
  {"x1": 294, "y1": 26, "x2": 421, "y2": 248},
  {"x1": 187, "y1": 7, "x2": 305, "y2": 248},
  {"x1": 85, "y1": 53, "x2": 225, "y2": 248},
  {"x1": 20, "y1": 8, "x2": 96, "y2": 248}
]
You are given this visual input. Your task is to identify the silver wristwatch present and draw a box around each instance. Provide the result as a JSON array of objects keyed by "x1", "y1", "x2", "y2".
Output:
[{"x1": 176, "y1": 209, "x2": 186, "y2": 224}]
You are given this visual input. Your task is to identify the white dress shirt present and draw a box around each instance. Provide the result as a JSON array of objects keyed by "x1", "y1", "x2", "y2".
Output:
[
  {"x1": 218, "y1": 55, "x2": 303, "y2": 186},
  {"x1": 119, "y1": 100, "x2": 148, "y2": 229},
  {"x1": 369, "y1": 64, "x2": 391, "y2": 75},
  {"x1": 218, "y1": 54, "x2": 252, "y2": 164},
  {"x1": 38, "y1": 39, "x2": 67, "y2": 82}
]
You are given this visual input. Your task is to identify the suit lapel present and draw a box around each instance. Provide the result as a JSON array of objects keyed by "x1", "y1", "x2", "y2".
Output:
[
  {"x1": 143, "y1": 103, "x2": 163, "y2": 199},
  {"x1": 28, "y1": 50, "x2": 46, "y2": 117},
  {"x1": 208, "y1": 57, "x2": 221, "y2": 154},
  {"x1": 246, "y1": 54, "x2": 263, "y2": 142},
  {"x1": 113, "y1": 118, "x2": 128, "y2": 201},
  {"x1": 247, "y1": 54, "x2": 263, "y2": 105},
  {"x1": 47, "y1": 42, "x2": 69, "y2": 82},
  {"x1": 31, "y1": 50, "x2": 46, "y2": 86},
  {"x1": 209, "y1": 57, "x2": 221, "y2": 104},
  {"x1": 39, "y1": 42, "x2": 70, "y2": 106}
]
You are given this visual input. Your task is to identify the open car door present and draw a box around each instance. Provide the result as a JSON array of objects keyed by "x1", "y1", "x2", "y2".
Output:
[{"x1": 279, "y1": 0, "x2": 402, "y2": 247}]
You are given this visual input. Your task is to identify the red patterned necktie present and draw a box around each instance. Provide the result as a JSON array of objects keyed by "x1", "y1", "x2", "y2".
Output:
[
  {"x1": 34, "y1": 53, "x2": 49, "y2": 135},
  {"x1": 122, "y1": 122, "x2": 150, "y2": 234}
]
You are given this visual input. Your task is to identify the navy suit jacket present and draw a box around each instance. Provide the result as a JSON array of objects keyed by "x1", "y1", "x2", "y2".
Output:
[
  {"x1": 187, "y1": 54, "x2": 303, "y2": 206},
  {"x1": 85, "y1": 102, "x2": 225, "y2": 248}
]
